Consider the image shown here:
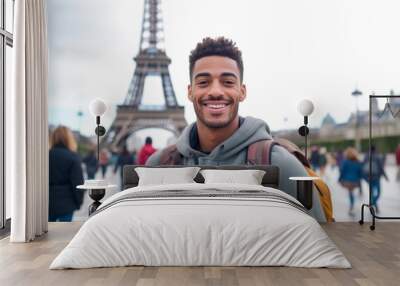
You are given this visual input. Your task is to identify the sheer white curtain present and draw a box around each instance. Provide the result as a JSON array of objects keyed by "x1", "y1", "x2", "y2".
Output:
[{"x1": 8, "y1": 0, "x2": 48, "y2": 242}]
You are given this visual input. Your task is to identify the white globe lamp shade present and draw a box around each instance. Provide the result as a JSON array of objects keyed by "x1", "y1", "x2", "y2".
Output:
[
  {"x1": 297, "y1": 99, "x2": 314, "y2": 116},
  {"x1": 89, "y1": 98, "x2": 107, "y2": 117}
]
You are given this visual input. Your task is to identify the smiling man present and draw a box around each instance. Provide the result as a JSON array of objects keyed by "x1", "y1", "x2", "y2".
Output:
[{"x1": 146, "y1": 37, "x2": 326, "y2": 222}]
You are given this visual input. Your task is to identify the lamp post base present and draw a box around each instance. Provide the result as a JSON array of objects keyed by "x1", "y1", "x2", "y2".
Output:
[{"x1": 88, "y1": 189, "x2": 106, "y2": 215}]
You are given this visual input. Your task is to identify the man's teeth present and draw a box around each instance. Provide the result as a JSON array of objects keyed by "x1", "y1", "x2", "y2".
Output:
[{"x1": 204, "y1": 103, "x2": 227, "y2": 108}]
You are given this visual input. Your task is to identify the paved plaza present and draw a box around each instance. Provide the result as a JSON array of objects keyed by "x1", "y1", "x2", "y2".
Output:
[
  {"x1": 74, "y1": 163, "x2": 400, "y2": 223},
  {"x1": 320, "y1": 164, "x2": 400, "y2": 221}
]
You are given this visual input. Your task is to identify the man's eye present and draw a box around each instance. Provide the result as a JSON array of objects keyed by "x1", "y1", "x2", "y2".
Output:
[
  {"x1": 224, "y1": 80, "x2": 235, "y2": 85},
  {"x1": 197, "y1": 81, "x2": 208, "y2": 86}
]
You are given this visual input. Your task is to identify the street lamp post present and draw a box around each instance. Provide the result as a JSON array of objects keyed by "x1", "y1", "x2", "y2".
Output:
[
  {"x1": 77, "y1": 110, "x2": 83, "y2": 134},
  {"x1": 351, "y1": 89, "x2": 363, "y2": 151},
  {"x1": 297, "y1": 99, "x2": 315, "y2": 160}
]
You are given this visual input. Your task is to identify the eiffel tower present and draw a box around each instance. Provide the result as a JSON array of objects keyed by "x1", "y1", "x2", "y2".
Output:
[{"x1": 103, "y1": 0, "x2": 187, "y2": 150}]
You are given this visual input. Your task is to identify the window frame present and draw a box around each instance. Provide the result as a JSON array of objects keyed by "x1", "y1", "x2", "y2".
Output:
[{"x1": 0, "y1": 0, "x2": 14, "y2": 233}]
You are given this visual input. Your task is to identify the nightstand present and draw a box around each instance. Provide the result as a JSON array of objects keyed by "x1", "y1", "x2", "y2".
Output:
[
  {"x1": 77, "y1": 183, "x2": 117, "y2": 215},
  {"x1": 289, "y1": 176, "x2": 319, "y2": 210}
]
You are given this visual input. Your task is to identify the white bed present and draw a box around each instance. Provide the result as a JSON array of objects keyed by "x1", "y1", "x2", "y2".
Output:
[{"x1": 50, "y1": 183, "x2": 350, "y2": 269}]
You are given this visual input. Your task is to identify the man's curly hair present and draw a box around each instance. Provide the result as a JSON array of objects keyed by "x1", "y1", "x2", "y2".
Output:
[{"x1": 189, "y1": 37, "x2": 244, "y2": 82}]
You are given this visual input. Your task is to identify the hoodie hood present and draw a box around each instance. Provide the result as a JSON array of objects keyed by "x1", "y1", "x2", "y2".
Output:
[{"x1": 176, "y1": 116, "x2": 272, "y2": 161}]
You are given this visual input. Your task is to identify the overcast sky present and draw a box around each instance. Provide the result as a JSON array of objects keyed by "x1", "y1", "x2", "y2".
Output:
[{"x1": 47, "y1": 0, "x2": 400, "y2": 147}]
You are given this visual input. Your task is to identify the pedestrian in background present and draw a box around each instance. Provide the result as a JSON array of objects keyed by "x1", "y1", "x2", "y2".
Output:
[
  {"x1": 396, "y1": 143, "x2": 400, "y2": 181},
  {"x1": 327, "y1": 151, "x2": 336, "y2": 171},
  {"x1": 310, "y1": 146, "x2": 320, "y2": 171},
  {"x1": 362, "y1": 145, "x2": 388, "y2": 213},
  {"x1": 138, "y1": 136, "x2": 157, "y2": 165},
  {"x1": 49, "y1": 126, "x2": 84, "y2": 222},
  {"x1": 99, "y1": 149, "x2": 110, "y2": 178},
  {"x1": 338, "y1": 147, "x2": 363, "y2": 216},
  {"x1": 319, "y1": 147, "x2": 328, "y2": 177},
  {"x1": 114, "y1": 145, "x2": 135, "y2": 186},
  {"x1": 335, "y1": 149, "x2": 344, "y2": 169},
  {"x1": 109, "y1": 150, "x2": 118, "y2": 167},
  {"x1": 83, "y1": 147, "x2": 98, "y2": 179}
]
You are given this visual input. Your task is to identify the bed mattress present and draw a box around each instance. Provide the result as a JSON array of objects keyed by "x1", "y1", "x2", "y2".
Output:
[{"x1": 50, "y1": 183, "x2": 350, "y2": 269}]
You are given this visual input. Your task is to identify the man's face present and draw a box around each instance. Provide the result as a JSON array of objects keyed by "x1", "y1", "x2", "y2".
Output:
[{"x1": 188, "y1": 56, "x2": 246, "y2": 129}]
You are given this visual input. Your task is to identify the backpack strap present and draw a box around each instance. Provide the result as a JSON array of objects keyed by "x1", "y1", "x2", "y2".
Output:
[
  {"x1": 247, "y1": 138, "x2": 311, "y2": 168},
  {"x1": 159, "y1": 144, "x2": 183, "y2": 165},
  {"x1": 247, "y1": 140, "x2": 277, "y2": 165},
  {"x1": 273, "y1": 138, "x2": 311, "y2": 168}
]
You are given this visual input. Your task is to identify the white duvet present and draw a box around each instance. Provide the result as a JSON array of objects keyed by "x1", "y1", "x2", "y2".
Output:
[{"x1": 50, "y1": 183, "x2": 350, "y2": 269}]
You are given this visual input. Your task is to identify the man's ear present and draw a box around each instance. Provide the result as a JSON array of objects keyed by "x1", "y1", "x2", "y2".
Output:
[
  {"x1": 187, "y1": 84, "x2": 194, "y2": 102},
  {"x1": 239, "y1": 84, "x2": 247, "y2": 102}
]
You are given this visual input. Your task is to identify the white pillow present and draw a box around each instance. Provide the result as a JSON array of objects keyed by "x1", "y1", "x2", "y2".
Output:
[
  {"x1": 200, "y1": 169, "x2": 266, "y2": 185},
  {"x1": 135, "y1": 167, "x2": 201, "y2": 186}
]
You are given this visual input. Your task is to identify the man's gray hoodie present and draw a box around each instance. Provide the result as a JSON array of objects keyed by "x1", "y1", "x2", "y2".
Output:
[{"x1": 147, "y1": 116, "x2": 326, "y2": 222}]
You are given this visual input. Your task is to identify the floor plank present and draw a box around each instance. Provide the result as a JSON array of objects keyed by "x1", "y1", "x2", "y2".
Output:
[{"x1": 0, "y1": 222, "x2": 399, "y2": 286}]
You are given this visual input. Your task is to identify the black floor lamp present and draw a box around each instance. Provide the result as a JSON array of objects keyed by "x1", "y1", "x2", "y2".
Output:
[
  {"x1": 297, "y1": 99, "x2": 315, "y2": 160},
  {"x1": 86, "y1": 98, "x2": 108, "y2": 215},
  {"x1": 77, "y1": 98, "x2": 117, "y2": 215},
  {"x1": 289, "y1": 99, "x2": 318, "y2": 210},
  {"x1": 89, "y1": 98, "x2": 107, "y2": 162}
]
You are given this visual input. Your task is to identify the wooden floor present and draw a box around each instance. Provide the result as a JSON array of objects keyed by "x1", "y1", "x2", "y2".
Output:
[{"x1": 0, "y1": 222, "x2": 399, "y2": 286}]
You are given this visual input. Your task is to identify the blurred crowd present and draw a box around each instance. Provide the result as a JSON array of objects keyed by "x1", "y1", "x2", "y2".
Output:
[
  {"x1": 81, "y1": 135, "x2": 157, "y2": 182},
  {"x1": 308, "y1": 144, "x2": 400, "y2": 216},
  {"x1": 48, "y1": 125, "x2": 156, "y2": 222},
  {"x1": 48, "y1": 125, "x2": 400, "y2": 221}
]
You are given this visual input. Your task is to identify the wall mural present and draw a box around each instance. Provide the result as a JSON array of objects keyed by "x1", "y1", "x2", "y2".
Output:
[{"x1": 47, "y1": 0, "x2": 400, "y2": 222}]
